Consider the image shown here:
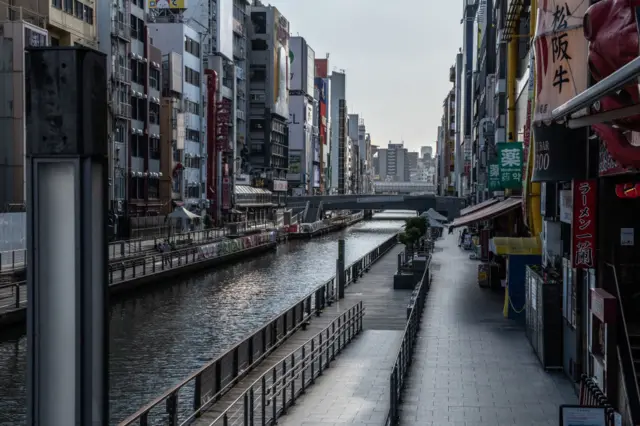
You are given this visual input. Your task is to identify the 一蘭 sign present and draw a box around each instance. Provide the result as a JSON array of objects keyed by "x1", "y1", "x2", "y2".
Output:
[{"x1": 572, "y1": 179, "x2": 597, "y2": 268}]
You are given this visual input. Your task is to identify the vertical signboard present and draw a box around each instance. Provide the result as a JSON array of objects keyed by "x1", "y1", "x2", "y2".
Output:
[
  {"x1": 533, "y1": 0, "x2": 588, "y2": 122},
  {"x1": 497, "y1": 142, "x2": 524, "y2": 189},
  {"x1": 572, "y1": 179, "x2": 597, "y2": 268},
  {"x1": 306, "y1": 45, "x2": 315, "y2": 96},
  {"x1": 488, "y1": 159, "x2": 501, "y2": 191},
  {"x1": 272, "y1": 8, "x2": 289, "y2": 118},
  {"x1": 288, "y1": 37, "x2": 303, "y2": 91}
]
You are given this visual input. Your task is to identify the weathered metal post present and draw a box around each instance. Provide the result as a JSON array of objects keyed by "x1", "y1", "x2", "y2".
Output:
[
  {"x1": 337, "y1": 239, "x2": 345, "y2": 298},
  {"x1": 26, "y1": 47, "x2": 109, "y2": 426}
]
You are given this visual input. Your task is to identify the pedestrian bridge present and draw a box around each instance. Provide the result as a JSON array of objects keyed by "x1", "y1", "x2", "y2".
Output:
[
  {"x1": 373, "y1": 181, "x2": 436, "y2": 194},
  {"x1": 285, "y1": 194, "x2": 465, "y2": 223}
]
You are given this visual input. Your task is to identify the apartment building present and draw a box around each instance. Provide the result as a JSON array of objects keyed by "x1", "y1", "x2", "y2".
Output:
[
  {"x1": 159, "y1": 52, "x2": 184, "y2": 213},
  {"x1": 0, "y1": 4, "x2": 48, "y2": 209},
  {"x1": 233, "y1": 0, "x2": 248, "y2": 181},
  {"x1": 377, "y1": 142, "x2": 410, "y2": 182},
  {"x1": 149, "y1": 22, "x2": 205, "y2": 211}
]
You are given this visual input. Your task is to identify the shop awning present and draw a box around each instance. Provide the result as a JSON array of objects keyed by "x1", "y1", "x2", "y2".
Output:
[
  {"x1": 450, "y1": 197, "x2": 522, "y2": 229},
  {"x1": 234, "y1": 185, "x2": 272, "y2": 195},
  {"x1": 490, "y1": 237, "x2": 542, "y2": 256},
  {"x1": 458, "y1": 198, "x2": 500, "y2": 217},
  {"x1": 422, "y1": 208, "x2": 448, "y2": 222}
]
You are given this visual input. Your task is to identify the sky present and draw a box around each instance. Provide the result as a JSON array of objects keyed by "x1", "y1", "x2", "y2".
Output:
[{"x1": 269, "y1": 0, "x2": 463, "y2": 154}]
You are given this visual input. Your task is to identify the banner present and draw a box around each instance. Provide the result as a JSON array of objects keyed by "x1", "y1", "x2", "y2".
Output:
[
  {"x1": 572, "y1": 179, "x2": 597, "y2": 268},
  {"x1": 533, "y1": 1, "x2": 589, "y2": 122},
  {"x1": 497, "y1": 142, "x2": 524, "y2": 189},
  {"x1": 488, "y1": 159, "x2": 501, "y2": 191},
  {"x1": 532, "y1": 124, "x2": 588, "y2": 181}
]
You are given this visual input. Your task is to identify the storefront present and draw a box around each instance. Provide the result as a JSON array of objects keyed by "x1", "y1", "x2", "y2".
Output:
[{"x1": 234, "y1": 185, "x2": 275, "y2": 223}]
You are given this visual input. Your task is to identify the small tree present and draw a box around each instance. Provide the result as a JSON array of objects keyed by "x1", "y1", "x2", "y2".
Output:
[
  {"x1": 203, "y1": 214, "x2": 213, "y2": 229},
  {"x1": 399, "y1": 226, "x2": 423, "y2": 258},
  {"x1": 405, "y1": 216, "x2": 428, "y2": 236}
]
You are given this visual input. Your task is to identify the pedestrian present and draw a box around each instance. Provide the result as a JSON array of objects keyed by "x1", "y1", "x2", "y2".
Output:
[{"x1": 162, "y1": 241, "x2": 170, "y2": 267}]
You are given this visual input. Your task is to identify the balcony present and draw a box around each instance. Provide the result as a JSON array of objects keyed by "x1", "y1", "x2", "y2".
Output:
[
  {"x1": 233, "y1": 19, "x2": 244, "y2": 36},
  {"x1": 113, "y1": 101, "x2": 131, "y2": 119},
  {"x1": 113, "y1": 66, "x2": 131, "y2": 84},
  {"x1": 111, "y1": 19, "x2": 130, "y2": 41}
]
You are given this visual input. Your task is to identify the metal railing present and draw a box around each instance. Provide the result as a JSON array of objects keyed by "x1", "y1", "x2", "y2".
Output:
[
  {"x1": 387, "y1": 256, "x2": 431, "y2": 426},
  {"x1": 118, "y1": 234, "x2": 398, "y2": 425},
  {"x1": 185, "y1": 302, "x2": 364, "y2": 426},
  {"x1": 0, "y1": 280, "x2": 26, "y2": 311},
  {"x1": 578, "y1": 374, "x2": 617, "y2": 425}
]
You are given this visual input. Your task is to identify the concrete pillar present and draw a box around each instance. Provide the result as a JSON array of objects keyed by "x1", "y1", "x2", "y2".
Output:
[
  {"x1": 337, "y1": 239, "x2": 345, "y2": 298},
  {"x1": 26, "y1": 47, "x2": 109, "y2": 426}
]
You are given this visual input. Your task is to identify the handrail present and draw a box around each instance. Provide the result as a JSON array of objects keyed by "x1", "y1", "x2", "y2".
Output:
[
  {"x1": 189, "y1": 302, "x2": 364, "y2": 426},
  {"x1": 387, "y1": 249, "x2": 432, "y2": 426},
  {"x1": 607, "y1": 263, "x2": 640, "y2": 423},
  {"x1": 117, "y1": 233, "x2": 398, "y2": 425}
]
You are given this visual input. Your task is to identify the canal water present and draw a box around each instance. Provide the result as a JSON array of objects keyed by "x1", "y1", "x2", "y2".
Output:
[{"x1": 0, "y1": 212, "x2": 412, "y2": 425}]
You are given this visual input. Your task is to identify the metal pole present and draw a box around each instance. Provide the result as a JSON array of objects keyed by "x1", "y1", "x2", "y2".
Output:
[
  {"x1": 26, "y1": 47, "x2": 109, "y2": 425},
  {"x1": 552, "y1": 56, "x2": 640, "y2": 121},
  {"x1": 337, "y1": 239, "x2": 345, "y2": 298}
]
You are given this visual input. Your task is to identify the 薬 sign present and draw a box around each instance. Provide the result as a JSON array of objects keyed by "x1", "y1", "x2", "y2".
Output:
[{"x1": 497, "y1": 142, "x2": 524, "y2": 189}]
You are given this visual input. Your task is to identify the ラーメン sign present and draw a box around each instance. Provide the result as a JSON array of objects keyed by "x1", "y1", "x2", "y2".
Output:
[
  {"x1": 497, "y1": 142, "x2": 524, "y2": 189},
  {"x1": 572, "y1": 179, "x2": 597, "y2": 268}
]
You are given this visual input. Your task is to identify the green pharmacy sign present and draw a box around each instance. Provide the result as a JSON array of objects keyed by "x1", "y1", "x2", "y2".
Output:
[
  {"x1": 488, "y1": 159, "x2": 501, "y2": 191},
  {"x1": 497, "y1": 142, "x2": 524, "y2": 189}
]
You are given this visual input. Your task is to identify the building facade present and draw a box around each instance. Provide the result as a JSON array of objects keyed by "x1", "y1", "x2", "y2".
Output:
[
  {"x1": 247, "y1": 3, "x2": 289, "y2": 197},
  {"x1": 0, "y1": 10, "x2": 48, "y2": 210}
]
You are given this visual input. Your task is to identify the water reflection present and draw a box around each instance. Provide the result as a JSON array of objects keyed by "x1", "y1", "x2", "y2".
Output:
[{"x1": 0, "y1": 217, "x2": 408, "y2": 424}]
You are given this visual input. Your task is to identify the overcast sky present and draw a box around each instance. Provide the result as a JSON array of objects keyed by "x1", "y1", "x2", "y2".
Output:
[{"x1": 269, "y1": 0, "x2": 462, "y2": 153}]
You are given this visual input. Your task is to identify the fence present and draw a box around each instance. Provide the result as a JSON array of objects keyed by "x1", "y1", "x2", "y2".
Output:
[
  {"x1": 184, "y1": 303, "x2": 364, "y2": 426},
  {"x1": 387, "y1": 252, "x2": 432, "y2": 426},
  {"x1": 118, "y1": 233, "x2": 398, "y2": 426},
  {"x1": 578, "y1": 375, "x2": 617, "y2": 425}
]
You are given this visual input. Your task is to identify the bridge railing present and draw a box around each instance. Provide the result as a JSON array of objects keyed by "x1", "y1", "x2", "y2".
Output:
[{"x1": 117, "y1": 233, "x2": 399, "y2": 426}]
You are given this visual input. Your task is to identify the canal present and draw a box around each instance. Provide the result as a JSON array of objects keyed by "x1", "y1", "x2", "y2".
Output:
[{"x1": 0, "y1": 212, "x2": 411, "y2": 425}]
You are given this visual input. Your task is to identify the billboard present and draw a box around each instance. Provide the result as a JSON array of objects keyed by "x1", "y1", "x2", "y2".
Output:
[
  {"x1": 288, "y1": 95, "x2": 305, "y2": 151},
  {"x1": 306, "y1": 45, "x2": 315, "y2": 96},
  {"x1": 272, "y1": 8, "x2": 289, "y2": 118},
  {"x1": 315, "y1": 77, "x2": 328, "y2": 145},
  {"x1": 289, "y1": 37, "x2": 303, "y2": 91},
  {"x1": 217, "y1": 0, "x2": 234, "y2": 60},
  {"x1": 149, "y1": 0, "x2": 185, "y2": 8},
  {"x1": 315, "y1": 58, "x2": 328, "y2": 78}
]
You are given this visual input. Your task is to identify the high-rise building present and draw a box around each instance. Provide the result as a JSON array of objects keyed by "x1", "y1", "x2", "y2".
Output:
[
  {"x1": 314, "y1": 57, "x2": 330, "y2": 193},
  {"x1": 0, "y1": 7, "x2": 48, "y2": 209},
  {"x1": 287, "y1": 36, "x2": 315, "y2": 195},
  {"x1": 408, "y1": 151, "x2": 419, "y2": 174},
  {"x1": 148, "y1": 22, "x2": 205, "y2": 212},
  {"x1": 246, "y1": 3, "x2": 290, "y2": 196},
  {"x1": 420, "y1": 146, "x2": 433, "y2": 159},
  {"x1": 376, "y1": 142, "x2": 410, "y2": 182},
  {"x1": 329, "y1": 71, "x2": 346, "y2": 193}
]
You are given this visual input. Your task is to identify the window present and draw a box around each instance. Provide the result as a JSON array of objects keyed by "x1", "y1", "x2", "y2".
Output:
[
  {"x1": 184, "y1": 66, "x2": 200, "y2": 86},
  {"x1": 148, "y1": 179, "x2": 159, "y2": 199},
  {"x1": 250, "y1": 92, "x2": 265, "y2": 101},
  {"x1": 250, "y1": 68, "x2": 266, "y2": 82},
  {"x1": 185, "y1": 156, "x2": 201, "y2": 169},
  {"x1": 63, "y1": 0, "x2": 72, "y2": 13},
  {"x1": 250, "y1": 119, "x2": 264, "y2": 131},
  {"x1": 130, "y1": 16, "x2": 144, "y2": 41},
  {"x1": 149, "y1": 103, "x2": 160, "y2": 124},
  {"x1": 184, "y1": 36, "x2": 200, "y2": 58},
  {"x1": 251, "y1": 39, "x2": 267, "y2": 50},
  {"x1": 150, "y1": 68, "x2": 160, "y2": 89},
  {"x1": 251, "y1": 12, "x2": 266, "y2": 33},
  {"x1": 51, "y1": 0, "x2": 61, "y2": 9},
  {"x1": 50, "y1": 36, "x2": 60, "y2": 46},
  {"x1": 185, "y1": 100, "x2": 199, "y2": 115},
  {"x1": 185, "y1": 129, "x2": 200, "y2": 142},
  {"x1": 74, "y1": 0, "x2": 83, "y2": 19},
  {"x1": 83, "y1": 5, "x2": 93, "y2": 24},
  {"x1": 150, "y1": 138, "x2": 160, "y2": 160},
  {"x1": 25, "y1": 29, "x2": 47, "y2": 47},
  {"x1": 130, "y1": 134, "x2": 142, "y2": 157}
]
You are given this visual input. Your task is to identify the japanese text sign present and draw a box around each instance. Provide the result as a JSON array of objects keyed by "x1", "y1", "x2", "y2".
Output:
[
  {"x1": 488, "y1": 159, "x2": 501, "y2": 191},
  {"x1": 572, "y1": 179, "x2": 597, "y2": 268},
  {"x1": 533, "y1": 0, "x2": 588, "y2": 122},
  {"x1": 497, "y1": 142, "x2": 523, "y2": 189}
]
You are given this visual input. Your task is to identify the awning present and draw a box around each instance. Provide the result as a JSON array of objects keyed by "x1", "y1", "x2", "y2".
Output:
[
  {"x1": 234, "y1": 185, "x2": 272, "y2": 195},
  {"x1": 490, "y1": 237, "x2": 542, "y2": 256},
  {"x1": 459, "y1": 198, "x2": 500, "y2": 217},
  {"x1": 422, "y1": 208, "x2": 448, "y2": 222},
  {"x1": 450, "y1": 197, "x2": 522, "y2": 229},
  {"x1": 427, "y1": 217, "x2": 444, "y2": 228}
]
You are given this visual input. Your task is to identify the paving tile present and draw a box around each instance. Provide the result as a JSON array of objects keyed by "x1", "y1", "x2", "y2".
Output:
[{"x1": 398, "y1": 231, "x2": 577, "y2": 425}]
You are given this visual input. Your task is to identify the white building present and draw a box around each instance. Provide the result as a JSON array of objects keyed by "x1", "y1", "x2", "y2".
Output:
[{"x1": 148, "y1": 23, "x2": 205, "y2": 209}]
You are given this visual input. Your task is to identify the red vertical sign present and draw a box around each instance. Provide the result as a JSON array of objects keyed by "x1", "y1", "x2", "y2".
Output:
[{"x1": 572, "y1": 179, "x2": 597, "y2": 268}]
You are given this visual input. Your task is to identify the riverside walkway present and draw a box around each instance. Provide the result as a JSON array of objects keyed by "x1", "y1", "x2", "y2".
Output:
[{"x1": 274, "y1": 232, "x2": 576, "y2": 426}]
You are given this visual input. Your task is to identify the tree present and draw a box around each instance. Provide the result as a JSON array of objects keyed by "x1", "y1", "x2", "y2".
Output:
[
  {"x1": 405, "y1": 216, "x2": 428, "y2": 236},
  {"x1": 203, "y1": 214, "x2": 213, "y2": 229}
]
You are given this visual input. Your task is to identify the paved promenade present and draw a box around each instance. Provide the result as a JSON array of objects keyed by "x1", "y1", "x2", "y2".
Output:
[{"x1": 399, "y1": 232, "x2": 576, "y2": 425}]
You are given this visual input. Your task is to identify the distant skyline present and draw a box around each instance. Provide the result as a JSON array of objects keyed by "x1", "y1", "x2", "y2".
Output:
[{"x1": 270, "y1": 0, "x2": 462, "y2": 153}]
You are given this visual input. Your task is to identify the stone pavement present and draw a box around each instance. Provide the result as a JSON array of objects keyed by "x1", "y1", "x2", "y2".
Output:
[
  {"x1": 399, "y1": 231, "x2": 576, "y2": 426},
  {"x1": 277, "y1": 330, "x2": 402, "y2": 426}
]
